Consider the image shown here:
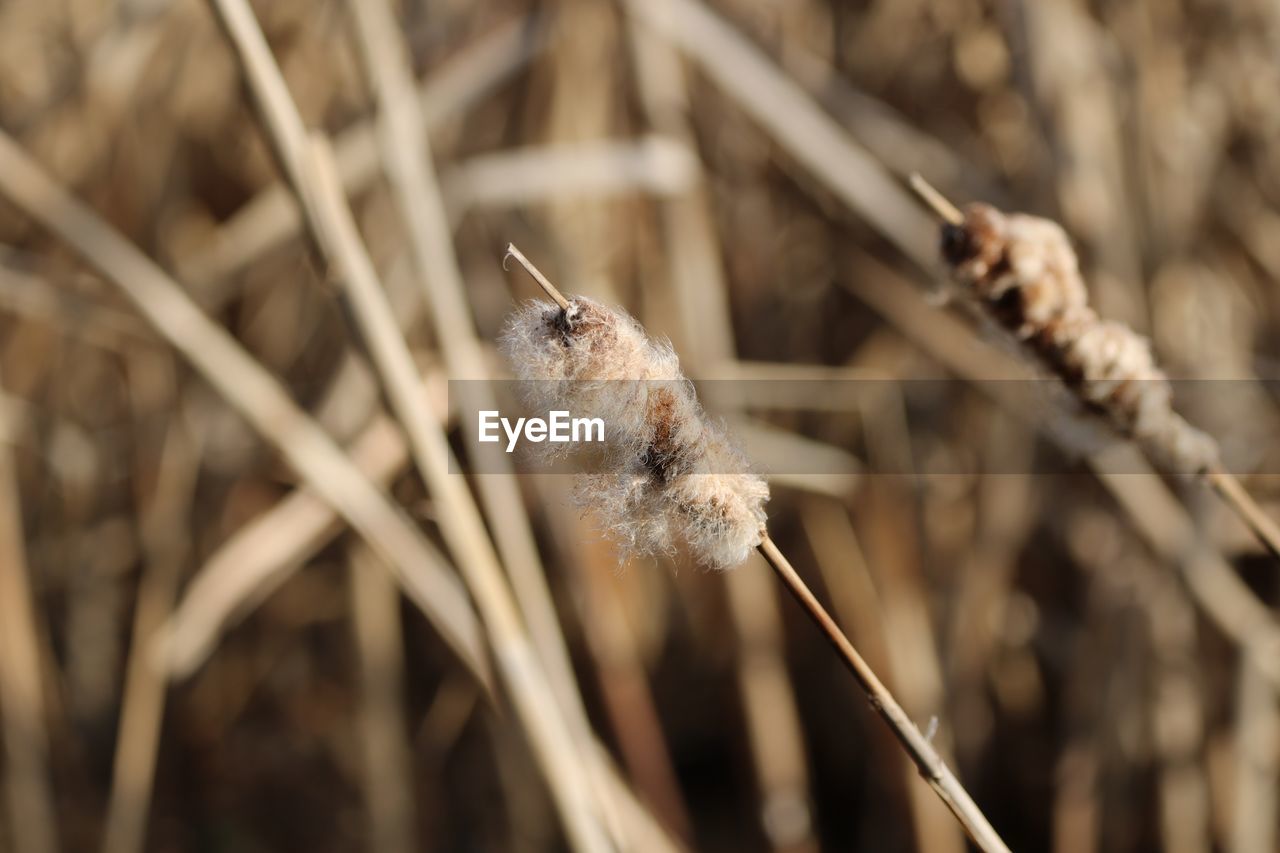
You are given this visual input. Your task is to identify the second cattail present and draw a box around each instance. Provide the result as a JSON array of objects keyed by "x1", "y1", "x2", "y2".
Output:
[
  {"x1": 933, "y1": 192, "x2": 1219, "y2": 478},
  {"x1": 910, "y1": 174, "x2": 1280, "y2": 561}
]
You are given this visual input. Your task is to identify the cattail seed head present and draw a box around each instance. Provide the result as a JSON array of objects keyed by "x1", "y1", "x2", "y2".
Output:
[
  {"x1": 941, "y1": 203, "x2": 1219, "y2": 477},
  {"x1": 501, "y1": 296, "x2": 768, "y2": 568}
]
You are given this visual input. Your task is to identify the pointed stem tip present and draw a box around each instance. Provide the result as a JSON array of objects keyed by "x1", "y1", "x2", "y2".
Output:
[
  {"x1": 504, "y1": 243, "x2": 572, "y2": 312},
  {"x1": 908, "y1": 173, "x2": 965, "y2": 226}
]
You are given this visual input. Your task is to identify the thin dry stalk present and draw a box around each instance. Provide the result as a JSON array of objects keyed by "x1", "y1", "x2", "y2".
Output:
[
  {"x1": 625, "y1": 15, "x2": 735, "y2": 365},
  {"x1": 178, "y1": 15, "x2": 548, "y2": 302},
  {"x1": 1202, "y1": 468, "x2": 1280, "y2": 565},
  {"x1": 505, "y1": 244, "x2": 572, "y2": 311},
  {"x1": 1231, "y1": 658, "x2": 1278, "y2": 853},
  {"x1": 0, "y1": 129, "x2": 490, "y2": 690},
  {"x1": 443, "y1": 136, "x2": 698, "y2": 214},
  {"x1": 1052, "y1": 744, "x2": 1101, "y2": 853},
  {"x1": 756, "y1": 537, "x2": 1010, "y2": 853},
  {"x1": 1140, "y1": 559, "x2": 1211, "y2": 853},
  {"x1": 0, "y1": 380, "x2": 57, "y2": 853},
  {"x1": 201, "y1": 3, "x2": 612, "y2": 847},
  {"x1": 156, "y1": 415, "x2": 407, "y2": 678},
  {"x1": 1050, "y1": 587, "x2": 1109, "y2": 853},
  {"x1": 726, "y1": 557, "x2": 819, "y2": 853},
  {"x1": 801, "y1": 490, "x2": 974, "y2": 845},
  {"x1": 948, "y1": 418, "x2": 1039, "y2": 765},
  {"x1": 340, "y1": 8, "x2": 626, "y2": 842},
  {"x1": 536, "y1": 0, "x2": 626, "y2": 307},
  {"x1": 856, "y1": 399, "x2": 965, "y2": 853},
  {"x1": 349, "y1": 543, "x2": 418, "y2": 853},
  {"x1": 101, "y1": 403, "x2": 201, "y2": 853},
  {"x1": 532, "y1": 473, "x2": 693, "y2": 843},
  {"x1": 621, "y1": 0, "x2": 936, "y2": 268},
  {"x1": 1013, "y1": 1, "x2": 1146, "y2": 326}
]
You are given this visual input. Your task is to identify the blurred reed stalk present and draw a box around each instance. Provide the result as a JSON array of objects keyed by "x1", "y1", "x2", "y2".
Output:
[
  {"x1": 157, "y1": 414, "x2": 410, "y2": 678},
  {"x1": 0, "y1": 127, "x2": 491, "y2": 684},
  {"x1": 338, "y1": 2, "x2": 630, "y2": 843},
  {"x1": 102, "y1": 402, "x2": 201, "y2": 853},
  {"x1": 179, "y1": 15, "x2": 549, "y2": 307},
  {"x1": 348, "y1": 543, "x2": 418, "y2": 853},
  {"x1": 624, "y1": 18, "x2": 819, "y2": 848},
  {"x1": 1232, "y1": 657, "x2": 1278, "y2": 853},
  {"x1": 530, "y1": 472, "x2": 694, "y2": 842},
  {"x1": 202, "y1": 1, "x2": 630, "y2": 848},
  {"x1": 0, "y1": 378, "x2": 57, "y2": 853}
]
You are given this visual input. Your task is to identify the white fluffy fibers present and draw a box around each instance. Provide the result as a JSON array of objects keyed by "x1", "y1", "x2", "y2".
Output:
[{"x1": 501, "y1": 297, "x2": 768, "y2": 568}]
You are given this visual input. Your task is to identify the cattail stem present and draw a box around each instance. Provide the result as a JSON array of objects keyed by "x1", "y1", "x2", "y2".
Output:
[
  {"x1": 506, "y1": 243, "x2": 573, "y2": 312},
  {"x1": 1203, "y1": 464, "x2": 1280, "y2": 563},
  {"x1": 908, "y1": 174, "x2": 963, "y2": 227},
  {"x1": 756, "y1": 534, "x2": 1010, "y2": 853},
  {"x1": 907, "y1": 173, "x2": 1280, "y2": 567}
]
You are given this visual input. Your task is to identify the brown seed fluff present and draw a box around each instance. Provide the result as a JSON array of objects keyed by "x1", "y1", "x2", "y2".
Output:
[
  {"x1": 941, "y1": 203, "x2": 1219, "y2": 477},
  {"x1": 501, "y1": 297, "x2": 769, "y2": 568}
]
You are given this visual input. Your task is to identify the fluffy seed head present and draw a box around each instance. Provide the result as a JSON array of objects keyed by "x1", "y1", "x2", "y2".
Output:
[
  {"x1": 941, "y1": 203, "x2": 1219, "y2": 477},
  {"x1": 501, "y1": 297, "x2": 768, "y2": 568}
]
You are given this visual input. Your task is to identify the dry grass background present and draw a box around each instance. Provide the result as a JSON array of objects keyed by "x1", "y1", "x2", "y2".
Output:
[{"x1": 0, "y1": 0, "x2": 1278, "y2": 850}]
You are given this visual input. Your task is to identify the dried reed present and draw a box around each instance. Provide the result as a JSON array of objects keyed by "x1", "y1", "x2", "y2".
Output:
[
  {"x1": 0, "y1": 377, "x2": 57, "y2": 853},
  {"x1": 204, "y1": 0, "x2": 615, "y2": 847},
  {"x1": 338, "y1": 7, "x2": 623, "y2": 842},
  {"x1": 502, "y1": 246, "x2": 1011, "y2": 853},
  {"x1": 911, "y1": 175, "x2": 1280, "y2": 563}
]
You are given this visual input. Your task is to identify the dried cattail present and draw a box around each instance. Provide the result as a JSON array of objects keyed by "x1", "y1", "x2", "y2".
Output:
[
  {"x1": 502, "y1": 245, "x2": 1010, "y2": 853},
  {"x1": 911, "y1": 175, "x2": 1280, "y2": 561},
  {"x1": 501, "y1": 296, "x2": 769, "y2": 568},
  {"x1": 937, "y1": 200, "x2": 1220, "y2": 478}
]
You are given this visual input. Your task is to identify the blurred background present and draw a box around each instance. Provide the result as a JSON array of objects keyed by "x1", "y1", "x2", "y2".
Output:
[{"x1": 1, "y1": 0, "x2": 1279, "y2": 850}]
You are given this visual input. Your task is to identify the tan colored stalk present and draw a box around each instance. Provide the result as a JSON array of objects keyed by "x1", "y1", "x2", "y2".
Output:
[
  {"x1": 179, "y1": 16, "x2": 548, "y2": 303},
  {"x1": 156, "y1": 415, "x2": 408, "y2": 677},
  {"x1": 0, "y1": 128, "x2": 489, "y2": 685},
  {"x1": 1232, "y1": 657, "x2": 1278, "y2": 853},
  {"x1": 202, "y1": 2, "x2": 614, "y2": 848},
  {"x1": 341, "y1": 1, "x2": 628, "y2": 842},
  {"x1": 1140, "y1": 558, "x2": 1211, "y2": 853},
  {"x1": 102, "y1": 412, "x2": 200, "y2": 853},
  {"x1": 443, "y1": 136, "x2": 697, "y2": 215},
  {"x1": 0, "y1": 379, "x2": 57, "y2": 853},
  {"x1": 349, "y1": 544, "x2": 418, "y2": 853},
  {"x1": 756, "y1": 537, "x2": 1011, "y2": 853}
]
